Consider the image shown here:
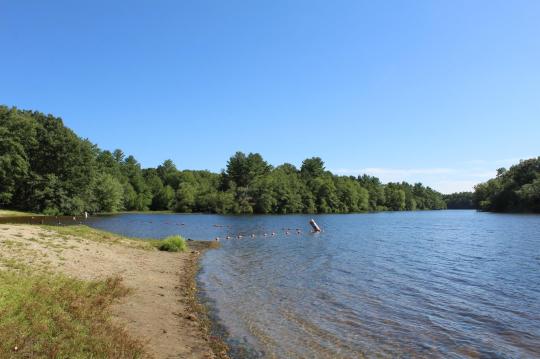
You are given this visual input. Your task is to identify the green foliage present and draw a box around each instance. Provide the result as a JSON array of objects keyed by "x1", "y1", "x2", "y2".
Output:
[
  {"x1": 0, "y1": 128, "x2": 29, "y2": 205},
  {"x1": 153, "y1": 185, "x2": 174, "y2": 210},
  {"x1": 384, "y1": 184, "x2": 406, "y2": 211},
  {"x1": 443, "y1": 192, "x2": 474, "y2": 209},
  {"x1": 175, "y1": 183, "x2": 196, "y2": 213},
  {"x1": 473, "y1": 157, "x2": 540, "y2": 212},
  {"x1": 300, "y1": 157, "x2": 325, "y2": 180},
  {"x1": 0, "y1": 107, "x2": 97, "y2": 214},
  {"x1": 157, "y1": 235, "x2": 187, "y2": 252},
  {"x1": 0, "y1": 105, "x2": 449, "y2": 215},
  {"x1": 93, "y1": 173, "x2": 124, "y2": 213},
  {"x1": 157, "y1": 159, "x2": 180, "y2": 188},
  {"x1": 222, "y1": 151, "x2": 272, "y2": 189}
]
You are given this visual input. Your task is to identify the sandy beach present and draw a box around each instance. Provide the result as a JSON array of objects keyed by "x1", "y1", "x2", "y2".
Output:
[{"x1": 0, "y1": 224, "x2": 225, "y2": 359}]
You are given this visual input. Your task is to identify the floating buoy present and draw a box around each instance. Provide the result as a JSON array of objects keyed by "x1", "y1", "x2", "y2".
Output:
[{"x1": 309, "y1": 219, "x2": 321, "y2": 232}]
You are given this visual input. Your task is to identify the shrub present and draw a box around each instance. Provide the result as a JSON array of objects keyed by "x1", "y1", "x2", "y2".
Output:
[{"x1": 157, "y1": 235, "x2": 187, "y2": 252}]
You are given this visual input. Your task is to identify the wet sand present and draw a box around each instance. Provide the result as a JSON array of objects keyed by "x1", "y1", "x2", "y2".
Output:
[{"x1": 0, "y1": 224, "x2": 226, "y2": 359}]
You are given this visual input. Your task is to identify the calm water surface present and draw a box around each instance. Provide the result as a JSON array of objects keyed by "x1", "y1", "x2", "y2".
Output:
[{"x1": 88, "y1": 211, "x2": 540, "y2": 358}]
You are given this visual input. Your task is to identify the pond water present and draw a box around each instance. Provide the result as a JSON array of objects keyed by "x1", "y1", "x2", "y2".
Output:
[{"x1": 88, "y1": 211, "x2": 540, "y2": 358}]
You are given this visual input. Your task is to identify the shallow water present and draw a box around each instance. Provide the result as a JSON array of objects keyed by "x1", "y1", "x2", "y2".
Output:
[{"x1": 88, "y1": 211, "x2": 540, "y2": 358}]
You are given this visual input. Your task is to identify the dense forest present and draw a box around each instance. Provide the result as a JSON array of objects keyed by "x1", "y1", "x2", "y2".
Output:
[
  {"x1": 443, "y1": 192, "x2": 474, "y2": 209},
  {"x1": 0, "y1": 106, "x2": 450, "y2": 215},
  {"x1": 473, "y1": 158, "x2": 540, "y2": 213}
]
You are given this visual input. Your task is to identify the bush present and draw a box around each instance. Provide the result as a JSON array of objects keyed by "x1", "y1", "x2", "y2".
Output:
[{"x1": 157, "y1": 235, "x2": 187, "y2": 252}]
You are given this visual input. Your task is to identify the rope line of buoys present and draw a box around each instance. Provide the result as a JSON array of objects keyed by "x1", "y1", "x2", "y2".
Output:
[{"x1": 212, "y1": 220, "x2": 321, "y2": 241}]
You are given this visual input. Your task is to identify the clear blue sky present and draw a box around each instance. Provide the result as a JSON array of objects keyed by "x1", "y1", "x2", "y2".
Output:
[{"x1": 1, "y1": 1, "x2": 539, "y2": 193}]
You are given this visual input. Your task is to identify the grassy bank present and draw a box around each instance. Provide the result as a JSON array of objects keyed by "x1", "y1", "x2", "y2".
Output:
[
  {"x1": 0, "y1": 210, "x2": 41, "y2": 217},
  {"x1": 0, "y1": 224, "x2": 223, "y2": 358},
  {"x1": 0, "y1": 270, "x2": 144, "y2": 358},
  {"x1": 44, "y1": 224, "x2": 155, "y2": 250},
  {"x1": 46, "y1": 224, "x2": 210, "y2": 252},
  {"x1": 0, "y1": 226, "x2": 147, "y2": 358}
]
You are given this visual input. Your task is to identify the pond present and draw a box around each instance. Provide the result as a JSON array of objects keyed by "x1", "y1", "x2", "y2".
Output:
[{"x1": 88, "y1": 210, "x2": 540, "y2": 358}]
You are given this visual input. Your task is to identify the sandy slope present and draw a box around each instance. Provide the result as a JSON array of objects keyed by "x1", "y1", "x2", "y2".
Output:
[{"x1": 0, "y1": 224, "x2": 215, "y2": 359}]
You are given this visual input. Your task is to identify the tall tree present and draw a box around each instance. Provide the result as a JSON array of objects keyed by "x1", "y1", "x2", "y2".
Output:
[{"x1": 0, "y1": 128, "x2": 29, "y2": 205}]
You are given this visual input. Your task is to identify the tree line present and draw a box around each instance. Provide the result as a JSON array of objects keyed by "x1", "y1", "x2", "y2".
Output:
[
  {"x1": 0, "y1": 106, "x2": 449, "y2": 215},
  {"x1": 473, "y1": 157, "x2": 540, "y2": 213},
  {"x1": 443, "y1": 192, "x2": 474, "y2": 209}
]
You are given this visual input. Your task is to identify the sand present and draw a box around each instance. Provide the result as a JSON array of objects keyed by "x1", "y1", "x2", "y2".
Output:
[{"x1": 0, "y1": 224, "x2": 218, "y2": 359}]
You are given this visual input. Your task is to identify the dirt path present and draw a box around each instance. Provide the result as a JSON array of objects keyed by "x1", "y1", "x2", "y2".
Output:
[{"x1": 0, "y1": 224, "x2": 217, "y2": 359}]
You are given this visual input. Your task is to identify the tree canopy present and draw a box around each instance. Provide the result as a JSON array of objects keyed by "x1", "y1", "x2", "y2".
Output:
[
  {"x1": 1, "y1": 105, "x2": 450, "y2": 215},
  {"x1": 473, "y1": 157, "x2": 540, "y2": 213},
  {"x1": 443, "y1": 192, "x2": 474, "y2": 209}
]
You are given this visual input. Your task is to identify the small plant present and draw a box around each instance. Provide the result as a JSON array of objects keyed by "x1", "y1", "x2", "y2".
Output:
[{"x1": 157, "y1": 235, "x2": 187, "y2": 252}]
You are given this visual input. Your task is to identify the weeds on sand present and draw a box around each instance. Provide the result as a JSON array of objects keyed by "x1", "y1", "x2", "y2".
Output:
[
  {"x1": 42, "y1": 225, "x2": 153, "y2": 250},
  {"x1": 0, "y1": 271, "x2": 146, "y2": 358},
  {"x1": 0, "y1": 210, "x2": 40, "y2": 217}
]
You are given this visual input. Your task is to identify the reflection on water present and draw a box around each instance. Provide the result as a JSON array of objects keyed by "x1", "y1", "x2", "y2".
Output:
[{"x1": 88, "y1": 211, "x2": 540, "y2": 358}]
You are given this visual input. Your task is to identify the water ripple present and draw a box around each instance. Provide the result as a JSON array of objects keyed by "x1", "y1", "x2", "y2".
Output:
[{"x1": 88, "y1": 211, "x2": 540, "y2": 358}]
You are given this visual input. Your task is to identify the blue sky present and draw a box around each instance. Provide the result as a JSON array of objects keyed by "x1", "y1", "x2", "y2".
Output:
[{"x1": 1, "y1": 1, "x2": 539, "y2": 193}]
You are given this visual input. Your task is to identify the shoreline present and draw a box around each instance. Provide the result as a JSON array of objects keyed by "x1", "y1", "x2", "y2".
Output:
[
  {"x1": 0, "y1": 223, "x2": 228, "y2": 358},
  {"x1": 186, "y1": 241, "x2": 231, "y2": 359}
]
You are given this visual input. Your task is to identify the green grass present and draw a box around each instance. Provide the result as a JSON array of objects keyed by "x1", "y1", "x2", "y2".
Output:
[
  {"x1": 155, "y1": 235, "x2": 187, "y2": 252},
  {"x1": 0, "y1": 210, "x2": 41, "y2": 217},
  {"x1": 42, "y1": 225, "x2": 191, "y2": 253},
  {"x1": 42, "y1": 225, "x2": 154, "y2": 250},
  {"x1": 0, "y1": 270, "x2": 145, "y2": 358}
]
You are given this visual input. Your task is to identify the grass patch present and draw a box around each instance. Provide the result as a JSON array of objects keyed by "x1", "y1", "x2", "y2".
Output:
[
  {"x1": 42, "y1": 225, "x2": 153, "y2": 250},
  {"x1": 0, "y1": 210, "x2": 40, "y2": 217},
  {"x1": 155, "y1": 235, "x2": 187, "y2": 252},
  {"x1": 0, "y1": 258, "x2": 29, "y2": 271},
  {"x1": 0, "y1": 271, "x2": 145, "y2": 358},
  {"x1": 2, "y1": 239, "x2": 20, "y2": 248}
]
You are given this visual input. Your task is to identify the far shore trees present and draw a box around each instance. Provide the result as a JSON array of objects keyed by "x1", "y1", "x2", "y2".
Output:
[
  {"x1": 443, "y1": 192, "x2": 474, "y2": 209},
  {"x1": 1, "y1": 105, "x2": 453, "y2": 215},
  {"x1": 473, "y1": 157, "x2": 540, "y2": 213}
]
